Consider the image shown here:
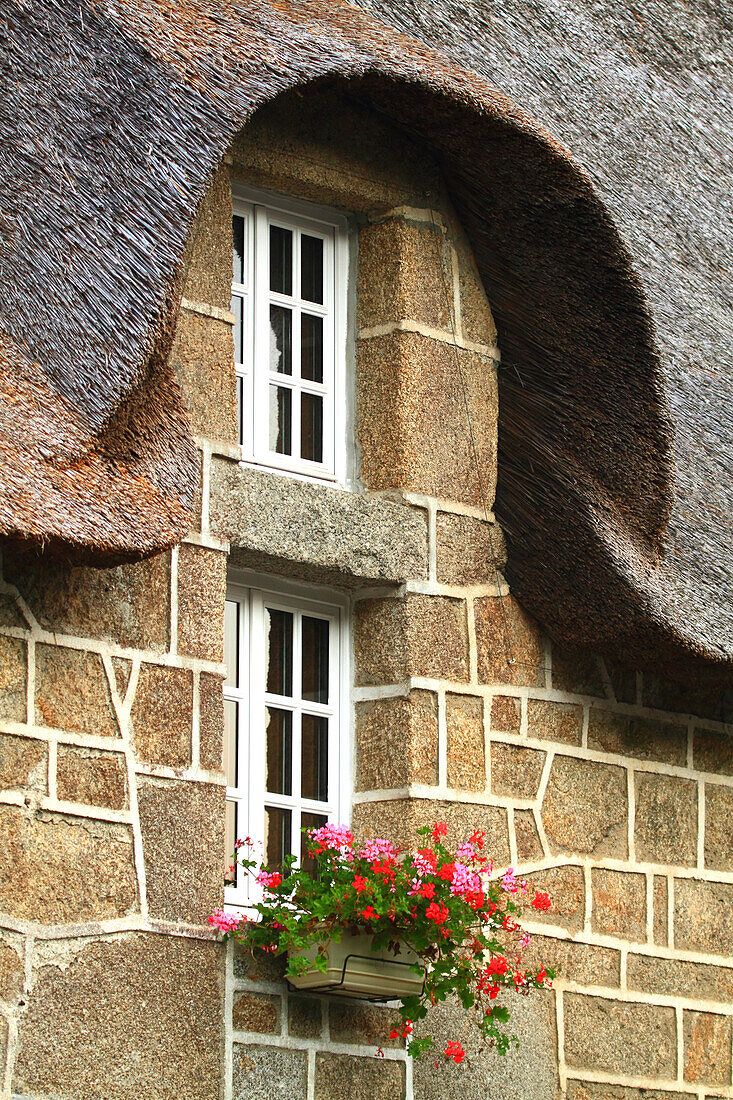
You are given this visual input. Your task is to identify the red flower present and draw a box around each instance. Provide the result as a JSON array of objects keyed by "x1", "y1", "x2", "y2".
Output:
[
  {"x1": 425, "y1": 901, "x2": 449, "y2": 925},
  {"x1": 536, "y1": 966, "x2": 550, "y2": 985},
  {"x1": 465, "y1": 890, "x2": 484, "y2": 911},
  {"x1": 418, "y1": 882, "x2": 436, "y2": 899},
  {"x1": 437, "y1": 861, "x2": 456, "y2": 881},
  {"x1": 352, "y1": 875, "x2": 369, "y2": 893},
  {"x1": 431, "y1": 822, "x2": 448, "y2": 840},
  {"x1": 361, "y1": 906, "x2": 379, "y2": 920},
  {"x1": 470, "y1": 829, "x2": 485, "y2": 850},
  {"x1": 445, "y1": 1040, "x2": 465, "y2": 1064},
  {"x1": 532, "y1": 891, "x2": 551, "y2": 911},
  {"x1": 487, "y1": 955, "x2": 508, "y2": 976}
]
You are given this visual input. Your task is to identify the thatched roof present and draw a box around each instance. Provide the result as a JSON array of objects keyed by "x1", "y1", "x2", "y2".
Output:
[{"x1": 0, "y1": 0, "x2": 730, "y2": 684}]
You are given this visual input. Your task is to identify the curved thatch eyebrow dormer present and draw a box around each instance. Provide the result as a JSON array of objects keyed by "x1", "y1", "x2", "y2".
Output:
[{"x1": 0, "y1": 0, "x2": 729, "y2": 684}]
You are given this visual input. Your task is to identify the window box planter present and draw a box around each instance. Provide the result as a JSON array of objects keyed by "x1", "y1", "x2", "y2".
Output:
[{"x1": 287, "y1": 931, "x2": 425, "y2": 1001}]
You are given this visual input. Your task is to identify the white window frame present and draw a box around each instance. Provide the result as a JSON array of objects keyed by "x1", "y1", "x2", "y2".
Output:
[
  {"x1": 224, "y1": 572, "x2": 352, "y2": 911},
  {"x1": 231, "y1": 186, "x2": 349, "y2": 485}
]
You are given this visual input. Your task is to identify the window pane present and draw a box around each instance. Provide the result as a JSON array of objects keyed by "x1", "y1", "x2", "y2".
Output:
[
  {"x1": 269, "y1": 305, "x2": 292, "y2": 375},
  {"x1": 266, "y1": 608, "x2": 293, "y2": 696},
  {"x1": 301, "y1": 810, "x2": 328, "y2": 870},
  {"x1": 231, "y1": 295, "x2": 244, "y2": 364},
  {"x1": 300, "y1": 392, "x2": 323, "y2": 464},
  {"x1": 302, "y1": 615, "x2": 329, "y2": 702},
  {"x1": 270, "y1": 226, "x2": 293, "y2": 295},
  {"x1": 225, "y1": 800, "x2": 238, "y2": 885},
  {"x1": 266, "y1": 707, "x2": 292, "y2": 795},
  {"x1": 301, "y1": 234, "x2": 324, "y2": 304},
  {"x1": 224, "y1": 600, "x2": 239, "y2": 688},
  {"x1": 302, "y1": 714, "x2": 328, "y2": 801},
  {"x1": 224, "y1": 698, "x2": 238, "y2": 787},
  {"x1": 232, "y1": 215, "x2": 244, "y2": 284},
  {"x1": 265, "y1": 806, "x2": 291, "y2": 872},
  {"x1": 269, "y1": 385, "x2": 292, "y2": 455},
  {"x1": 301, "y1": 313, "x2": 323, "y2": 383}
]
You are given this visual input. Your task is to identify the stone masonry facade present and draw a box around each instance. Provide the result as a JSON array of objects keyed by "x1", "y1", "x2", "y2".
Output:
[{"x1": 0, "y1": 84, "x2": 732, "y2": 1100}]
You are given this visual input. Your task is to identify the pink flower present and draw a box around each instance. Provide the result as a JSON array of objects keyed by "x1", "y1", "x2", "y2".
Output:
[
  {"x1": 456, "y1": 842, "x2": 477, "y2": 862},
  {"x1": 256, "y1": 870, "x2": 283, "y2": 890},
  {"x1": 412, "y1": 848, "x2": 438, "y2": 876},
  {"x1": 450, "y1": 862, "x2": 482, "y2": 897},
  {"x1": 519, "y1": 932, "x2": 531, "y2": 949},
  {"x1": 501, "y1": 867, "x2": 518, "y2": 893},
  {"x1": 310, "y1": 823, "x2": 354, "y2": 854},
  {"x1": 358, "y1": 838, "x2": 396, "y2": 861},
  {"x1": 207, "y1": 908, "x2": 245, "y2": 934}
]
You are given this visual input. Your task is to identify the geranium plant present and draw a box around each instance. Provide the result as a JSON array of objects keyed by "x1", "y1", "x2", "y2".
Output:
[{"x1": 210, "y1": 822, "x2": 553, "y2": 1064}]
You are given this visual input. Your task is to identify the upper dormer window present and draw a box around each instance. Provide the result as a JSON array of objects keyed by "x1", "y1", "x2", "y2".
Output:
[{"x1": 232, "y1": 187, "x2": 348, "y2": 483}]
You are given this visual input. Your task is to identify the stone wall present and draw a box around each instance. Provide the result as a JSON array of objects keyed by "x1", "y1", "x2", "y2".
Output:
[{"x1": 1, "y1": 81, "x2": 731, "y2": 1100}]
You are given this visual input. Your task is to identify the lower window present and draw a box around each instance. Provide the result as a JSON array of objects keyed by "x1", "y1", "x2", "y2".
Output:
[{"x1": 223, "y1": 578, "x2": 349, "y2": 906}]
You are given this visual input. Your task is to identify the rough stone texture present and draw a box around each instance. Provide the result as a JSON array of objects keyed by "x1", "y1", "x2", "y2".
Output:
[
  {"x1": 130, "y1": 663, "x2": 193, "y2": 769},
  {"x1": 0, "y1": 591, "x2": 27, "y2": 628},
  {"x1": 232, "y1": 991, "x2": 280, "y2": 1034},
  {"x1": 170, "y1": 308, "x2": 238, "y2": 443},
  {"x1": 3, "y1": 550, "x2": 171, "y2": 651},
  {"x1": 232, "y1": 89, "x2": 442, "y2": 217},
  {"x1": 232, "y1": 944, "x2": 287, "y2": 983},
  {"x1": 56, "y1": 745, "x2": 127, "y2": 810},
  {"x1": 177, "y1": 544, "x2": 226, "y2": 663},
  {"x1": 435, "y1": 512, "x2": 504, "y2": 586},
  {"x1": 181, "y1": 161, "x2": 232, "y2": 313},
  {"x1": 315, "y1": 1052, "x2": 405, "y2": 1100},
  {"x1": 606, "y1": 666, "x2": 638, "y2": 706},
  {"x1": 412, "y1": 990, "x2": 557, "y2": 1100},
  {"x1": 234, "y1": 1044, "x2": 308, "y2": 1100},
  {"x1": 357, "y1": 216, "x2": 452, "y2": 330},
  {"x1": 329, "y1": 1001, "x2": 403, "y2": 1048},
  {"x1": 446, "y1": 692, "x2": 485, "y2": 790},
  {"x1": 527, "y1": 699, "x2": 583, "y2": 746},
  {"x1": 355, "y1": 691, "x2": 438, "y2": 790},
  {"x1": 0, "y1": 634, "x2": 26, "y2": 722},
  {"x1": 683, "y1": 1010, "x2": 732, "y2": 1084},
  {"x1": 634, "y1": 773, "x2": 697, "y2": 866},
  {"x1": 475, "y1": 596, "x2": 545, "y2": 687},
  {"x1": 491, "y1": 742, "x2": 545, "y2": 799},
  {"x1": 357, "y1": 332, "x2": 496, "y2": 508},
  {"x1": 199, "y1": 671, "x2": 224, "y2": 772},
  {"x1": 352, "y1": 798, "x2": 510, "y2": 866},
  {"x1": 693, "y1": 727, "x2": 733, "y2": 776},
  {"x1": 551, "y1": 647, "x2": 607, "y2": 698},
  {"x1": 627, "y1": 954, "x2": 733, "y2": 1003},
  {"x1": 0, "y1": 732, "x2": 47, "y2": 793},
  {"x1": 35, "y1": 644, "x2": 117, "y2": 736},
  {"x1": 587, "y1": 710, "x2": 687, "y2": 766},
  {"x1": 522, "y1": 934, "x2": 620, "y2": 988},
  {"x1": 704, "y1": 782, "x2": 733, "y2": 871},
  {"x1": 354, "y1": 594, "x2": 469, "y2": 685},
  {"x1": 514, "y1": 808, "x2": 545, "y2": 863},
  {"x1": 0, "y1": 804, "x2": 136, "y2": 923},
  {"x1": 288, "y1": 995, "x2": 323, "y2": 1039},
  {"x1": 212, "y1": 460, "x2": 428, "y2": 587},
  {"x1": 542, "y1": 756, "x2": 628, "y2": 858},
  {"x1": 567, "y1": 1084, "x2": 687, "y2": 1100},
  {"x1": 138, "y1": 778, "x2": 224, "y2": 924},
  {"x1": 674, "y1": 879, "x2": 733, "y2": 955},
  {"x1": 653, "y1": 875, "x2": 668, "y2": 945},
  {"x1": 524, "y1": 866, "x2": 585, "y2": 934},
  {"x1": 564, "y1": 994, "x2": 676, "y2": 1077},
  {"x1": 14, "y1": 934, "x2": 224, "y2": 1100},
  {"x1": 0, "y1": 934, "x2": 24, "y2": 1004},
  {"x1": 591, "y1": 870, "x2": 647, "y2": 943},
  {"x1": 490, "y1": 694, "x2": 522, "y2": 732}
]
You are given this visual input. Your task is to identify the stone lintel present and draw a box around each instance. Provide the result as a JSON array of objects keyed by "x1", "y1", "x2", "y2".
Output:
[{"x1": 209, "y1": 460, "x2": 427, "y2": 588}]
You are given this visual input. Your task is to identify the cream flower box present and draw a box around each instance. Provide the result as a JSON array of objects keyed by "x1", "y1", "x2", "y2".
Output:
[{"x1": 287, "y1": 931, "x2": 425, "y2": 1001}]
